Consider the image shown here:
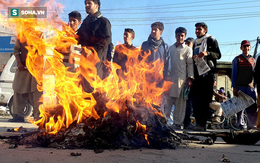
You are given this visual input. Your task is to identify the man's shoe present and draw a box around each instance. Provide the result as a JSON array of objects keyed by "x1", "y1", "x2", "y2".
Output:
[{"x1": 8, "y1": 116, "x2": 25, "y2": 122}]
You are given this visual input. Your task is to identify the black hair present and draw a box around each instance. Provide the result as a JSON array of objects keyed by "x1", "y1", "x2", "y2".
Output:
[
  {"x1": 125, "y1": 28, "x2": 135, "y2": 39},
  {"x1": 175, "y1": 27, "x2": 187, "y2": 35},
  {"x1": 85, "y1": 0, "x2": 101, "y2": 10},
  {"x1": 185, "y1": 37, "x2": 195, "y2": 44},
  {"x1": 195, "y1": 22, "x2": 208, "y2": 30},
  {"x1": 68, "y1": 11, "x2": 82, "y2": 22},
  {"x1": 151, "y1": 22, "x2": 164, "y2": 31}
]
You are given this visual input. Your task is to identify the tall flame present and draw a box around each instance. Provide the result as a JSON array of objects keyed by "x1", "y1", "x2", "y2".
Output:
[{"x1": 0, "y1": 0, "x2": 172, "y2": 135}]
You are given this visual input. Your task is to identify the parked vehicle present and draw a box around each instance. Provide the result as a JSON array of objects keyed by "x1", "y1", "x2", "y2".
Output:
[
  {"x1": 0, "y1": 54, "x2": 33, "y2": 117},
  {"x1": 190, "y1": 108, "x2": 249, "y2": 131}
]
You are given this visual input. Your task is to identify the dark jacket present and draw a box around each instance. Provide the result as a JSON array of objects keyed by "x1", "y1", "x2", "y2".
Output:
[
  {"x1": 77, "y1": 11, "x2": 112, "y2": 79},
  {"x1": 255, "y1": 56, "x2": 260, "y2": 93},
  {"x1": 194, "y1": 36, "x2": 221, "y2": 78}
]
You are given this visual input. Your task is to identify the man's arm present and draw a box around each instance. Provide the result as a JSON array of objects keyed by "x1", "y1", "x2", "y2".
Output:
[
  {"x1": 14, "y1": 38, "x2": 26, "y2": 71},
  {"x1": 96, "y1": 18, "x2": 112, "y2": 50},
  {"x1": 206, "y1": 37, "x2": 221, "y2": 60},
  {"x1": 231, "y1": 57, "x2": 239, "y2": 96}
]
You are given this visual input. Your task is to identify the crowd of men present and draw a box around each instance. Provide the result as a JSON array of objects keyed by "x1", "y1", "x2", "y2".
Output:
[{"x1": 8, "y1": 0, "x2": 260, "y2": 132}]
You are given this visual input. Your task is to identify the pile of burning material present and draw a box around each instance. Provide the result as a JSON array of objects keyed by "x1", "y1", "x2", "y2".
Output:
[
  {"x1": 19, "y1": 94, "x2": 181, "y2": 149},
  {"x1": 0, "y1": 0, "x2": 182, "y2": 150}
]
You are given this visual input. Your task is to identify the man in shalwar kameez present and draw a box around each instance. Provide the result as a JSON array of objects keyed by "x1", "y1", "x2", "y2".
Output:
[{"x1": 164, "y1": 27, "x2": 194, "y2": 129}]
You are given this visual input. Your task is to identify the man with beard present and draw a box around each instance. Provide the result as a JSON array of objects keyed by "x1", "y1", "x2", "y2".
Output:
[
  {"x1": 77, "y1": 0, "x2": 112, "y2": 81},
  {"x1": 191, "y1": 22, "x2": 221, "y2": 131},
  {"x1": 141, "y1": 22, "x2": 170, "y2": 81},
  {"x1": 140, "y1": 22, "x2": 170, "y2": 113}
]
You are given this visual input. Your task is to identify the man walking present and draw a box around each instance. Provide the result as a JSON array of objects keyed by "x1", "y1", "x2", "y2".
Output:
[
  {"x1": 77, "y1": 0, "x2": 112, "y2": 80},
  {"x1": 232, "y1": 40, "x2": 258, "y2": 130},
  {"x1": 164, "y1": 27, "x2": 194, "y2": 129},
  {"x1": 191, "y1": 22, "x2": 221, "y2": 131}
]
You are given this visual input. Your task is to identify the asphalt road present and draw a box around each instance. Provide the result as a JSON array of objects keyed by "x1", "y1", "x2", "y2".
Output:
[{"x1": 0, "y1": 115, "x2": 260, "y2": 163}]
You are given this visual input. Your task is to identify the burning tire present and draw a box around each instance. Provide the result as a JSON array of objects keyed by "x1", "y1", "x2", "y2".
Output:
[{"x1": 8, "y1": 99, "x2": 33, "y2": 117}]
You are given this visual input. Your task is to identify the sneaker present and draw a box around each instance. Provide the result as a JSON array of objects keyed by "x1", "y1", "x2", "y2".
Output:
[
  {"x1": 192, "y1": 125, "x2": 206, "y2": 131},
  {"x1": 8, "y1": 116, "x2": 25, "y2": 122}
]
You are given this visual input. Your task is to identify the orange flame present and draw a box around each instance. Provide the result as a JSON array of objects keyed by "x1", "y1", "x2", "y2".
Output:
[
  {"x1": 0, "y1": 0, "x2": 172, "y2": 135},
  {"x1": 14, "y1": 127, "x2": 19, "y2": 132},
  {"x1": 135, "y1": 120, "x2": 146, "y2": 133}
]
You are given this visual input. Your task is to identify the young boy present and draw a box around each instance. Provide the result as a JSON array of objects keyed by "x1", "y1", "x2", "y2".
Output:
[
  {"x1": 164, "y1": 27, "x2": 194, "y2": 129},
  {"x1": 231, "y1": 40, "x2": 258, "y2": 130}
]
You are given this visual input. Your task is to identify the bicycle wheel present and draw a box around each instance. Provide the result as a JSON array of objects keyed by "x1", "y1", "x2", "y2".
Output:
[{"x1": 229, "y1": 113, "x2": 249, "y2": 130}]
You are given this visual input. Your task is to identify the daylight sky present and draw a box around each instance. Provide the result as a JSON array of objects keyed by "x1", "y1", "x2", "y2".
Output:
[{"x1": 5, "y1": 0, "x2": 260, "y2": 62}]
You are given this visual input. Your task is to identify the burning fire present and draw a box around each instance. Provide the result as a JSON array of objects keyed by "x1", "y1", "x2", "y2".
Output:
[{"x1": 0, "y1": 0, "x2": 172, "y2": 139}]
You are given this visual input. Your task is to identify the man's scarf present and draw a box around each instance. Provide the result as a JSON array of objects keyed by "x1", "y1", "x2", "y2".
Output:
[
  {"x1": 195, "y1": 33, "x2": 212, "y2": 53},
  {"x1": 148, "y1": 35, "x2": 163, "y2": 50},
  {"x1": 86, "y1": 11, "x2": 102, "y2": 22}
]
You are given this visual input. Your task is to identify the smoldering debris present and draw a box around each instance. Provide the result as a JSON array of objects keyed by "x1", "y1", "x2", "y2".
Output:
[{"x1": 16, "y1": 99, "x2": 182, "y2": 150}]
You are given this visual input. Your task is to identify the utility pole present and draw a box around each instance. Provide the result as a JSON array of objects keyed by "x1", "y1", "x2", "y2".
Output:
[{"x1": 253, "y1": 36, "x2": 260, "y2": 59}]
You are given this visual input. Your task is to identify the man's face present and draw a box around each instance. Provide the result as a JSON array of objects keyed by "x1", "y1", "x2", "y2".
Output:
[
  {"x1": 195, "y1": 26, "x2": 207, "y2": 38},
  {"x1": 124, "y1": 32, "x2": 133, "y2": 45},
  {"x1": 151, "y1": 26, "x2": 162, "y2": 40},
  {"x1": 175, "y1": 33, "x2": 186, "y2": 44},
  {"x1": 185, "y1": 41, "x2": 193, "y2": 48},
  {"x1": 85, "y1": 0, "x2": 99, "y2": 15},
  {"x1": 68, "y1": 17, "x2": 81, "y2": 32},
  {"x1": 240, "y1": 45, "x2": 251, "y2": 55}
]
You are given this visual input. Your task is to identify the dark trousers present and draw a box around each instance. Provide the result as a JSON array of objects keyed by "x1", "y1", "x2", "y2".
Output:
[
  {"x1": 184, "y1": 90, "x2": 193, "y2": 128},
  {"x1": 191, "y1": 74, "x2": 214, "y2": 127}
]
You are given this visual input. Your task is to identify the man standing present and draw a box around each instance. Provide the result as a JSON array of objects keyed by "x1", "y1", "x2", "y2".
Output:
[
  {"x1": 77, "y1": 0, "x2": 112, "y2": 80},
  {"x1": 164, "y1": 27, "x2": 194, "y2": 129},
  {"x1": 254, "y1": 55, "x2": 260, "y2": 130},
  {"x1": 68, "y1": 11, "x2": 81, "y2": 34},
  {"x1": 140, "y1": 22, "x2": 170, "y2": 112},
  {"x1": 191, "y1": 22, "x2": 221, "y2": 131},
  {"x1": 113, "y1": 28, "x2": 138, "y2": 76},
  {"x1": 183, "y1": 37, "x2": 195, "y2": 129},
  {"x1": 232, "y1": 40, "x2": 258, "y2": 130},
  {"x1": 184, "y1": 37, "x2": 195, "y2": 48},
  {"x1": 9, "y1": 31, "x2": 42, "y2": 122},
  {"x1": 141, "y1": 22, "x2": 170, "y2": 81},
  {"x1": 61, "y1": 11, "x2": 82, "y2": 70}
]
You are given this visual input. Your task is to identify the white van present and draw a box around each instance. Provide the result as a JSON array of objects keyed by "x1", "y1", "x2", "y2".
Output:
[{"x1": 0, "y1": 54, "x2": 32, "y2": 117}]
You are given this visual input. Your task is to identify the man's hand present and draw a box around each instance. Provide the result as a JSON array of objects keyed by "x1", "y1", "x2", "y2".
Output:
[
  {"x1": 233, "y1": 87, "x2": 238, "y2": 97},
  {"x1": 186, "y1": 77, "x2": 193, "y2": 87},
  {"x1": 198, "y1": 51, "x2": 208, "y2": 58}
]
